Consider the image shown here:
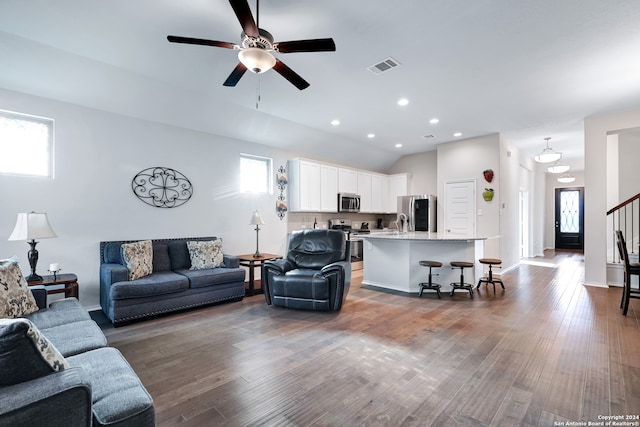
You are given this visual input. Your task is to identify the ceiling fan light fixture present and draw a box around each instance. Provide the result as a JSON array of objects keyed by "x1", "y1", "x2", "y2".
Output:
[
  {"x1": 238, "y1": 48, "x2": 276, "y2": 73},
  {"x1": 534, "y1": 137, "x2": 562, "y2": 163},
  {"x1": 557, "y1": 173, "x2": 576, "y2": 183}
]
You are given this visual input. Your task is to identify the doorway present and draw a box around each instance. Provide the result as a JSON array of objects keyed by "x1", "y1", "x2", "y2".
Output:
[{"x1": 555, "y1": 187, "x2": 584, "y2": 250}]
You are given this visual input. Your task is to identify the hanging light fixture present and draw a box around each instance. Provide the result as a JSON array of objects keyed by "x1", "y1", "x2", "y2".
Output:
[
  {"x1": 557, "y1": 173, "x2": 576, "y2": 183},
  {"x1": 238, "y1": 48, "x2": 276, "y2": 74},
  {"x1": 547, "y1": 159, "x2": 570, "y2": 174},
  {"x1": 534, "y1": 137, "x2": 562, "y2": 163}
]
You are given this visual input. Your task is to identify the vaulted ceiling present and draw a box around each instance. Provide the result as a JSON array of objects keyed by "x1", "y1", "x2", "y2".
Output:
[{"x1": 2, "y1": 0, "x2": 640, "y2": 171}]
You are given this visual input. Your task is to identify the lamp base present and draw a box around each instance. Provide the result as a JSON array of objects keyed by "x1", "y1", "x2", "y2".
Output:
[
  {"x1": 25, "y1": 273, "x2": 43, "y2": 282},
  {"x1": 253, "y1": 251, "x2": 262, "y2": 258}
]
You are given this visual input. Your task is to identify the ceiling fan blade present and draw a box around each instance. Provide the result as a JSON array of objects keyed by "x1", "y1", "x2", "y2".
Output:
[
  {"x1": 229, "y1": 0, "x2": 259, "y2": 38},
  {"x1": 223, "y1": 63, "x2": 248, "y2": 87},
  {"x1": 273, "y1": 59, "x2": 310, "y2": 90},
  {"x1": 276, "y1": 38, "x2": 336, "y2": 53},
  {"x1": 167, "y1": 35, "x2": 236, "y2": 49}
]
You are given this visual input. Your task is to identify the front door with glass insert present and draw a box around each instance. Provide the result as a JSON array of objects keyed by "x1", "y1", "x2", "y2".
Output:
[{"x1": 554, "y1": 187, "x2": 584, "y2": 250}]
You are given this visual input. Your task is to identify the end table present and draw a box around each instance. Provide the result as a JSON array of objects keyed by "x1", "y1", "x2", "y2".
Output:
[
  {"x1": 237, "y1": 253, "x2": 282, "y2": 296},
  {"x1": 27, "y1": 273, "x2": 79, "y2": 299}
]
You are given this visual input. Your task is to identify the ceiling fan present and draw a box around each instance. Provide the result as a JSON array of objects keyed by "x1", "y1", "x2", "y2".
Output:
[{"x1": 167, "y1": 0, "x2": 336, "y2": 90}]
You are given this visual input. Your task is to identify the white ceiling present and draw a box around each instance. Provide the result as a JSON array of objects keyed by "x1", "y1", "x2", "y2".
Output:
[{"x1": 2, "y1": 0, "x2": 640, "y2": 171}]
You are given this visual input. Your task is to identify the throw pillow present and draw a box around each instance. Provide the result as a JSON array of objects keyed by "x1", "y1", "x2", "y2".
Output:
[
  {"x1": 0, "y1": 256, "x2": 39, "y2": 318},
  {"x1": 0, "y1": 318, "x2": 69, "y2": 386},
  {"x1": 187, "y1": 239, "x2": 224, "y2": 270},
  {"x1": 121, "y1": 240, "x2": 153, "y2": 280}
]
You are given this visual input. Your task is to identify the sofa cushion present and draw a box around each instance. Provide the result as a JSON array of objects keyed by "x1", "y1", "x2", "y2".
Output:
[
  {"x1": 25, "y1": 298, "x2": 90, "y2": 329},
  {"x1": 176, "y1": 267, "x2": 245, "y2": 289},
  {"x1": 67, "y1": 347, "x2": 155, "y2": 427},
  {"x1": 168, "y1": 241, "x2": 191, "y2": 270},
  {"x1": 0, "y1": 318, "x2": 69, "y2": 386},
  {"x1": 110, "y1": 272, "x2": 189, "y2": 300},
  {"x1": 39, "y1": 320, "x2": 107, "y2": 357},
  {"x1": 121, "y1": 240, "x2": 153, "y2": 280},
  {"x1": 0, "y1": 256, "x2": 39, "y2": 318},
  {"x1": 103, "y1": 242, "x2": 123, "y2": 264},
  {"x1": 187, "y1": 239, "x2": 224, "y2": 270},
  {"x1": 152, "y1": 244, "x2": 171, "y2": 272}
]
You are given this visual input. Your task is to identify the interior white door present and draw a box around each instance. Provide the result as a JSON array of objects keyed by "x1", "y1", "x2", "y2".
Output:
[{"x1": 444, "y1": 180, "x2": 476, "y2": 235}]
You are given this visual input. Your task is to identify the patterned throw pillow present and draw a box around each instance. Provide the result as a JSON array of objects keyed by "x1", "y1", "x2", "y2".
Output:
[
  {"x1": 0, "y1": 257, "x2": 39, "y2": 318},
  {"x1": 187, "y1": 239, "x2": 224, "y2": 270},
  {"x1": 121, "y1": 240, "x2": 153, "y2": 280},
  {"x1": 0, "y1": 318, "x2": 69, "y2": 386}
]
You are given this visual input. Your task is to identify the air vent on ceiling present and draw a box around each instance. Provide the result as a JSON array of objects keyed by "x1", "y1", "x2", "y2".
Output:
[{"x1": 367, "y1": 57, "x2": 400, "y2": 75}]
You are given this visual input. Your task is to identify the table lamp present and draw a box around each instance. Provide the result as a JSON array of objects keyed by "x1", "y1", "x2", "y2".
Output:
[
  {"x1": 249, "y1": 210, "x2": 265, "y2": 257},
  {"x1": 8, "y1": 212, "x2": 57, "y2": 281}
]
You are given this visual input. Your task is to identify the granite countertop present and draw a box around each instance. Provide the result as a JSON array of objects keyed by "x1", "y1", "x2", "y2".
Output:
[{"x1": 360, "y1": 231, "x2": 489, "y2": 241}]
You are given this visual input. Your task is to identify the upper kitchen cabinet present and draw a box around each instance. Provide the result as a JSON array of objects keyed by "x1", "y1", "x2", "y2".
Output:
[
  {"x1": 371, "y1": 173, "x2": 387, "y2": 213},
  {"x1": 320, "y1": 164, "x2": 338, "y2": 212},
  {"x1": 387, "y1": 173, "x2": 411, "y2": 212},
  {"x1": 338, "y1": 168, "x2": 358, "y2": 194},
  {"x1": 357, "y1": 171, "x2": 372, "y2": 212},
  {"x1": 288, "y1": 159, "x2": 338, "y2": 212}
]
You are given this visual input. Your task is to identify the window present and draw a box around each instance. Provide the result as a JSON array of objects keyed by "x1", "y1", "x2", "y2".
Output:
[
  {"x1": 240, "y1": 153, "x2": 272, "y2": 194},
  {"x1": 0, "y1": 110, "x2": 54, "y2": 178}
]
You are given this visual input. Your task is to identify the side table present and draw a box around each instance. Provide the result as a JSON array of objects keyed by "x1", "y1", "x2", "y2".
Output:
[
  {"x1": 27, "y1": 273, "x2": 79, "y2": 299},
  {"x1": 237, "y1": 253, "x2": 282, "y2": 296}
]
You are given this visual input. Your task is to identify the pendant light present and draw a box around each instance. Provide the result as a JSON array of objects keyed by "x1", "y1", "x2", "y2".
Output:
[
  {"x1": 535, "y1": 137, "x2": 562, "y2": 163},
  {"x1": 557, "y1": 173, "x2": 575, "y2": 183},
  {"x1": 547, "y1": 159, "x2": 570, "y2": 174}
]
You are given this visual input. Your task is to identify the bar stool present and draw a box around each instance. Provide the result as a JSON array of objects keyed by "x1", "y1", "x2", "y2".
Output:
[
  {"x1": 450, "y1": 261, "x2": 474, "y2": 299},
  {"x1": 476, "y1": 258, "x2": 504, "y2": 292},
  {"x1": 418, "y1": 260, "x2": 442, "y2": 298}
]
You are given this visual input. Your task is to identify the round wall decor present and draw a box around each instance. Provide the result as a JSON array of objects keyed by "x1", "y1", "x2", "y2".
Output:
[{"x1": 132, "y1": 167, "x2": 193, "y2": 208}]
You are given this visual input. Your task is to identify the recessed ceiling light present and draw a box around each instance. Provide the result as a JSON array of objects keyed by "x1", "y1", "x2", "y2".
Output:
[
  {"x1": 397, "y1": 98, "x2": 409, "y2": 106},
  {"x1": 331, "y1": 119, "x2": 340, "y2": 126},
  {"x1": 367, "y1": 133, "x2": 375, "y2": 138},
  {"x1": 454, "y1": 132, "x2": 462, "y2": 137},
  {"x1": 395, "y1": 143, "x2": 403, "y2": 148},
  {"x1": 429, "y1": 118, "x2": 439, "y2": 124}
]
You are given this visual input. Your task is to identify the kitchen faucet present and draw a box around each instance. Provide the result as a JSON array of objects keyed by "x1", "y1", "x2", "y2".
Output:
[{"x1": 397, "y1": 213, "x2": 408, "y2": 233}]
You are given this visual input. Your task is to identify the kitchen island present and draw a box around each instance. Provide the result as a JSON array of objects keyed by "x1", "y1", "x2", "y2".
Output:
[{"x1": 361, "y1": 232, "x2": 488, "y2": 294}]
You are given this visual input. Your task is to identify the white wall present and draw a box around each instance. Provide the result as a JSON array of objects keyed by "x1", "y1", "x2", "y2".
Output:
[
  {"x1": 0, "y1": 88, "x2": 297, "y2": 309},
  {"x1": 584, "y1": 107, "x2": 640, "y2": 287},
  {"x1": 498, "y1": 136, "x2": 522, "y2": 271},
  {"x1": 618, "y1": 132, "x2": 640, "y2": 201},
  {"x1": 386, "y1": 150, "x2": 437, "y2": 195}
]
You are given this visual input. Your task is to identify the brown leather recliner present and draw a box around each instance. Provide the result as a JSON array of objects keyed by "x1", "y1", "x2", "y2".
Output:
[{"x1": 262, "y1": 229, "x2": 351, "y2": 311}]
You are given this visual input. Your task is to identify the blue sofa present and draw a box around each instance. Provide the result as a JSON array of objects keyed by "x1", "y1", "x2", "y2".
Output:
[
  {"x1": 100, "y1": 237, "x2": 245, "y2": 326},
  {"x1": 0, "y1": 287, "x2": 154, "y2": 427}
]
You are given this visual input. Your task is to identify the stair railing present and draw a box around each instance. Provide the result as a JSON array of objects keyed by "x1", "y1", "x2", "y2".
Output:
[{"x1": 607, "y1": 192, "x2": 640, "y2": 262}]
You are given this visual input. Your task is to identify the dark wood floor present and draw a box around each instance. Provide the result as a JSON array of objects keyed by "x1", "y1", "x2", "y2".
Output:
[{"x1": 104, "y1": 250, "x2": 640, "y2": 426}]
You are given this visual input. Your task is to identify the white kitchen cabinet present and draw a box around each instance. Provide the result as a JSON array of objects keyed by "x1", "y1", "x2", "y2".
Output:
[
  {"x1": 371, "y1": 173, "x2": 385, "y2": 213},
  {"x1": 338, "y1": 168, "x2": 358, "y2": 194},
  {"x1": 357, "y1": 171, "x2": 372, "y2": 212},
  {"x1": 320, "y1": 164, "x2": 338, "y2": 212},
  {"x1": 387, "y1": 173, "x2": 411, "y2": 212},
  {"x1": 288, "y1": 159, "x2": 321, "y2": 211}
]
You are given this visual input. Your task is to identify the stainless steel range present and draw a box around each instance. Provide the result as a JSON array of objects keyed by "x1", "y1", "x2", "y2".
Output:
[{"x1": 329, "y1": 218, "x2": 369, "y2": 270}]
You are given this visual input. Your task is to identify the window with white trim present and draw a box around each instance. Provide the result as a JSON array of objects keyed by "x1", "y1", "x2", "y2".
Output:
[
  {"x1": 0, "y1": 110, "x2": 54, "y2": 178},
  {"x1": 240, "y1": 153, "x2": 272, "y2": 194}
]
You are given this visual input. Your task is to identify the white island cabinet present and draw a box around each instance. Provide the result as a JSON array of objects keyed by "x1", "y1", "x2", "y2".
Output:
[{"x1": 361, "y1": 232, "x2": 488, "y2": 294}]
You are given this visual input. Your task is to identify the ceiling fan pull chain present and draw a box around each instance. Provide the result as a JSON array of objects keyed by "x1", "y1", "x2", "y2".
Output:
[{"x1": 256, "y1": 78, "x2": 261, "y2": 109}]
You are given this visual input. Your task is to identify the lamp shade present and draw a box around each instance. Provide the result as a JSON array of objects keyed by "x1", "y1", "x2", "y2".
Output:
[
  {"x1": 557, "y1": 174, "x2": 576, "y2": 183},
  {"x1": 238, "y1": 48, "x2": 276, "y2": 74},
  {"x1": 534, "y1": 137, "x2": 562, "y2": 163},
  {"x1": 249, "y1": 210, "x2": 265, "y2": 225},
  {"x1": 8, "y1": 212, "x2": 57, "y2": 241},
  {"x1": 547, "y1": 161, "x2": 570, "y2": 174}
]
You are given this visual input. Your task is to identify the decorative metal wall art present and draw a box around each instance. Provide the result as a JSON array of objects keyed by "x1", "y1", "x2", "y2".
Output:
[
  {"x1": 276, "y1": 165, "x2": 288, "y2": 220},
  {"x1": 132, "y1": 167, "x2": 193, "y2": 208}
]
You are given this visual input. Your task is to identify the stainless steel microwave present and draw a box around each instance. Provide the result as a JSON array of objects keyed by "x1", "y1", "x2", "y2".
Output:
[{"x1": 338, "y1": 193, "x2": 361, "y2": 213}]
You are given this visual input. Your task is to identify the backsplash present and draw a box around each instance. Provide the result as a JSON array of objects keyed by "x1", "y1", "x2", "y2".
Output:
[{"x1": 287, "y1": 212, "x2": 397, "y2": 233}]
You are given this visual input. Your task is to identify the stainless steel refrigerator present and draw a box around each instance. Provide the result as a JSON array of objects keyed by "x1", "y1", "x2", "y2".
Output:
[{"x1": 397, "y1": 195, "x2": 437, "y2": 232}]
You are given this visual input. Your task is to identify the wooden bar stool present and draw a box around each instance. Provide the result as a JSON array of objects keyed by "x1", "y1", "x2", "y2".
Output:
[
  {"x1": 477, "y1": 258, "x2": 504, "y2": 292},
  {"x1": 418, "y1": 260, "x2": 442, "y2": 298},
  {"x1": 450, "y1": 261, "x2": 474, "y2": 299}
]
